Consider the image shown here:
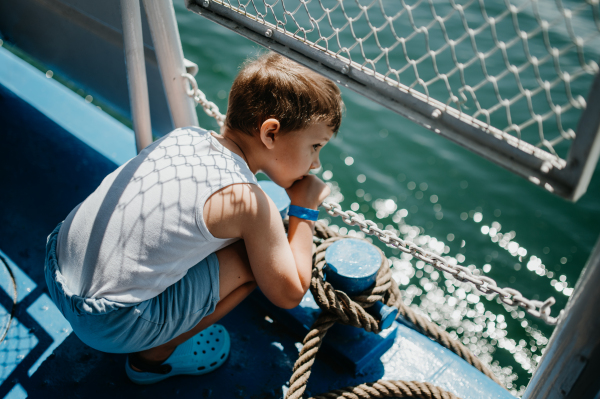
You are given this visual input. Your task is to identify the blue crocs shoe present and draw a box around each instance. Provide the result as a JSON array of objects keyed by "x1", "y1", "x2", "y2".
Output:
[{"x1": 126, "y1": 324, "x2": 230, "y2": 385}]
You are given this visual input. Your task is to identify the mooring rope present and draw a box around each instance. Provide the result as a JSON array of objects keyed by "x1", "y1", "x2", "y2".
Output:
[
  {"x1": 284, "y1": 222, "x2": 503, "y2": 399},
  {"x1": 311, "y1": 380, "x2": 460, "y2": 399},
  {"x1": 182, "y1": 74, "x2": 518, "y2": 395}
]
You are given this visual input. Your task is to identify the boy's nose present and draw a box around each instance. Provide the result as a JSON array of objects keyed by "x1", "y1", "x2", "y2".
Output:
[{"x1": 311, "y1": 157, "x2": 321, "y2": 170}]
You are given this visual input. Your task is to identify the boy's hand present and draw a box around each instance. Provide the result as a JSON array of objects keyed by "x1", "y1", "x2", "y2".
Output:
[{"x1": 286, "y1": 175, "x2": 330, "y2": 210}]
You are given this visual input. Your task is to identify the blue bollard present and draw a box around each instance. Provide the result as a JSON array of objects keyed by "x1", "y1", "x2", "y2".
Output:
[
  {"x1": 325, "y1": 239, "x2": 399, "y2": 329},
  {"x1": 250, "y1": 188, "x2": 400, "y2": 373},
  {"x1": 258, "y1": 180, "x2": 290, "y2": 219},
  {"x1": 370, "y1": 301, "x2": 398, "y2": 330}
]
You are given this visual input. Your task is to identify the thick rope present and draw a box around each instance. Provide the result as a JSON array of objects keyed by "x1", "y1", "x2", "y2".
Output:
[
  {"x1": 284, "y1": 222, "x2": 503, "y2": 399},
  {"x1": 312, "y1": 380, "x2": 460, "y2": 399}
]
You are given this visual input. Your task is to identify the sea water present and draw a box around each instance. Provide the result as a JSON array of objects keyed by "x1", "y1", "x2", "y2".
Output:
[{"x1": 175, "y1": 2, "x2": 600, "y2": 395}]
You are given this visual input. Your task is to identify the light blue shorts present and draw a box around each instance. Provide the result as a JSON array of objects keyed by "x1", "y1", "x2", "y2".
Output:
[{"x1": 44, "y1": 223, "x2": 220, "y2": 354}]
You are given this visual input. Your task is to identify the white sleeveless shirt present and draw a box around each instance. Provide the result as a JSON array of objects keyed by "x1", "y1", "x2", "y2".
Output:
[{"x1": 56, "y1": 127, "x2": 257, "y2": 303}]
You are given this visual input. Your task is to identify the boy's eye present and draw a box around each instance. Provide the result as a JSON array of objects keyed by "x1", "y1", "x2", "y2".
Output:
[{"x1": 313, "y1": 144, "x2": 321, "y2": 151}]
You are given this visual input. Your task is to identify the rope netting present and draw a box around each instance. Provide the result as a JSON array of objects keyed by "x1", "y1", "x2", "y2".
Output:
[{"x1": 194, "y1": 0, "x2": 600, "y2": 164}]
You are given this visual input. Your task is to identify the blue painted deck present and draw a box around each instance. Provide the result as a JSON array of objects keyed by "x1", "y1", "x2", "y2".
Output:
[{"x1": 0, "y1": 46, "x2": 513, "y2": 398}]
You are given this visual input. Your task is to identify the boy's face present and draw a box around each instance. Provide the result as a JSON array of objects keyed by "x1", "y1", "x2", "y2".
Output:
[{"x1": 263, "y1": 122, "x2": 334, "y2": 189}]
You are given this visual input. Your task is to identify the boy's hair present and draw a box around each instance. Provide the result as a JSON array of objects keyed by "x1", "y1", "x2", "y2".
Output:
[{"x1": 225, "y1": 52, "x2": 344, "y2": 136}]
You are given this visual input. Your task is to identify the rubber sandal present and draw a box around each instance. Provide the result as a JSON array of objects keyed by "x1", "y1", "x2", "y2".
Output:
[{"x1": 126, "y1": 324, "x2": 230, "y2": 385}]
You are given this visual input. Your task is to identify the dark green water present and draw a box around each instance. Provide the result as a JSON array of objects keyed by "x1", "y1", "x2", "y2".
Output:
[{"x1": 176, "y1": 1, "x2": 600, "y2": 395}]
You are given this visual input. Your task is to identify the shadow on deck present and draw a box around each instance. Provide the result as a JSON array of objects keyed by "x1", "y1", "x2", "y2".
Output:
[{"x1": 0, "y1": 63, "x2": 388, "y2": 398}]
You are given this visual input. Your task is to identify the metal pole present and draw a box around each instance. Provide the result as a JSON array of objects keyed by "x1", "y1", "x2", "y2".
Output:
[
  {"x1": 120, "y1": 0, "x2": 153, "y2": 153},
  {"x1": 142, "y1": 0, "x2": 198, "y2": 128},
  {"x1": 568, "y1": 71, "x2": 600, "y2": 201},
  {"x1": 523, "y1": 236, "x2": 600, "y2": 399}
]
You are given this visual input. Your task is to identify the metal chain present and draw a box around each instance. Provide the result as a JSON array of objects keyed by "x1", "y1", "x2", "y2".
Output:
[
  {"x1": 321, "y1": 201, "x2": 561, "y2": 326},
  {"x1": 184, "y1": 59, "x2": 562, "y2": 326},
  {"x1": 182, "y1": 73, "x2": 226, "y2": 127}
]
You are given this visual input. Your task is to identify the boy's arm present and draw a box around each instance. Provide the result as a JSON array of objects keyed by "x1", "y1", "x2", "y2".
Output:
[
  {"x1": 284, "y1": 175, "x2": 330, "y2": 294},
  {"x1": 204, "y1": 176, "x2": 329, "y2": 309}
]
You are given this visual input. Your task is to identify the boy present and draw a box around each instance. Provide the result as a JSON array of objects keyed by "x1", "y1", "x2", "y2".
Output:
[{"x1": 44, "y1": 52, "x2": 344, "y2": 384}]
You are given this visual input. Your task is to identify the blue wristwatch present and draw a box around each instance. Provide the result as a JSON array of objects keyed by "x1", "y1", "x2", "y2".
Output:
[{"x1": 288, "y1": 205, "x2": 319, "y2": 221}]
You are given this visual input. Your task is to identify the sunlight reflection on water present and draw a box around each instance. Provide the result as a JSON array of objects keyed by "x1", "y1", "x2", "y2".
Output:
[
  {"x1": 174, "y1": 0, "x2": 600, "y2": 395},
  {"x1": 321, "y1": 179, "x2": 576, "y2": 396}
]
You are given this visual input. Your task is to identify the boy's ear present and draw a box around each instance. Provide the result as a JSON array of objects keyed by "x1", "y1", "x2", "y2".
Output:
[{"x1": 259, "y1": 119, "x2": 281, "y2": 150}]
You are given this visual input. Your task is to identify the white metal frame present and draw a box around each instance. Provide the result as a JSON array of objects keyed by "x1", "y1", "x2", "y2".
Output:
[
  {"x1": 120, "y1": 0, "x2": 198, "y2": 154},
  {"x1": 523, "y1": 237, "x2": 600, "y2": 399},
  {"x1": 185, "y1": 0, "x2": 600, "y2": 202},
  {"x1": 143, "y1": 0, "x2": 198, "y2": 130},
  {"x1": 120, "y1": 0, "x2": 153, "y2": 153}
]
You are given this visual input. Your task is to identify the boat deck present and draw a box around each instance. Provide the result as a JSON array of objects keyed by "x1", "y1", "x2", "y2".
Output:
[{"x1": 0, "y1": 46, "x2": 512, "y2": 399}]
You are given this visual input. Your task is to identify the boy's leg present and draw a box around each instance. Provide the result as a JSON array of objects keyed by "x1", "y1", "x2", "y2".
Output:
[{"x1": 131, "y1": 240, "x2": 256, "y2": 369}]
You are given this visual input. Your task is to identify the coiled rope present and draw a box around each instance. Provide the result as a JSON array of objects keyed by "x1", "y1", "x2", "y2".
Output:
[
  {"x1": 182, "y1": 76, "x2": 508, "y2": 395},
  {"x1": 284, "y1": 222, "x2": 503, "y2": 399}
]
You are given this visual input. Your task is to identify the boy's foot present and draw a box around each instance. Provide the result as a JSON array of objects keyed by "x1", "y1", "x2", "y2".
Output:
[{"x1": 126, "y1": 324, "x2": 230, "y2": 385}]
